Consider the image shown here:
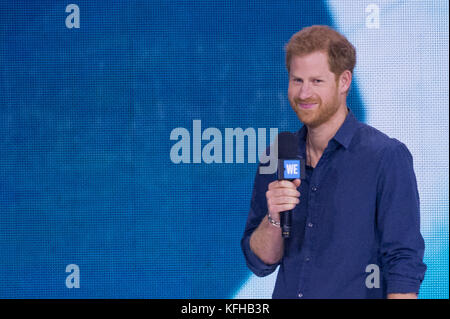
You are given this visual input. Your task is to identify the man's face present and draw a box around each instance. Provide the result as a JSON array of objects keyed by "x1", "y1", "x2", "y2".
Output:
[{"x1": 288, "y1": 51, "x2": 344, "y2": 128}]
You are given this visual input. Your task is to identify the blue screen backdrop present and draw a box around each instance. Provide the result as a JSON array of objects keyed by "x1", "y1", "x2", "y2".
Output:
[{"x1": 0, "y1": 0, "x2": 448, "y2": 298}]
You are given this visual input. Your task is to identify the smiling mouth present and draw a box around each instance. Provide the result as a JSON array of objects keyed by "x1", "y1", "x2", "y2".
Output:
[{"x1": 299, "y1": 103, "x2": 317, "y2": 109}]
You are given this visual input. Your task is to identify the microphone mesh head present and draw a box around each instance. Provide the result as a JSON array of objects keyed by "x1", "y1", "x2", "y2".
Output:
[{"x1": 277, "y1": 132, "x2": 298, "y2": 158}]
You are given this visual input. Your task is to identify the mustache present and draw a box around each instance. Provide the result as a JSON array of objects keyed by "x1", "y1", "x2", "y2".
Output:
[{"x1": 293, "y1": 98, "x2": 320, "y2": 104}]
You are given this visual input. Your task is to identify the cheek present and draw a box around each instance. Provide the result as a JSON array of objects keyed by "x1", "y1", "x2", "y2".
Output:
[
  {"x1": 288, "y1": 93, "x2": 298, "y2": 105},
  {"x1": 318, "y1": 88, "x2": 335, "y2": 102},
  {"x1": 287, "y1": 85, "x2": 296, "y2": 99}
]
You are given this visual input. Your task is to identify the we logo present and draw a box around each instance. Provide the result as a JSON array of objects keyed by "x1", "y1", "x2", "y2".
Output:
[{"x1": 283, "y1": 160, "x2": 301, "y2": 179}]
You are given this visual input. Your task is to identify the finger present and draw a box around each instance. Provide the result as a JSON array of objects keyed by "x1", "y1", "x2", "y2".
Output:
[
  {"x1": 270, "y1": 203, "x2": 297, "y2": 214},
  {"x1": 268, "y1": 179, "x2": 300, "y2": 191},
  {"x1": 293, "y1": 179, "x2": 301, "y2": 188},
  {"x1": 270, "y1": 188, "x2": 300, "y2": 198},
  {"x1": 268, "y1": 180, "x2": 280, "y2": 190},
  {"x1": 266, "y1": 189, "x2": 300, "y2": 202},
  {"x1": 270, "y1": 196, "x2": 300, "y2": 205},
  {"x1": 275, "y1": 180, "x2": 298, "y2": 189}
]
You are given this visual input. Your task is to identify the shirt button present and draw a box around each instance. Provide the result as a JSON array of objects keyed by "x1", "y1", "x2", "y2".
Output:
[
  {"x1": 305, "y1": 257, "x2": 311, "y2": 262},
  {"x1": 307, "y1": 222, "x2": 313, "y2": 228},
  {"x1": 311, "y1": 186, "x2": 318, "y2": 192},
  {"x1": 298, "y1": 293, "x2": 303, "y2": 298}
]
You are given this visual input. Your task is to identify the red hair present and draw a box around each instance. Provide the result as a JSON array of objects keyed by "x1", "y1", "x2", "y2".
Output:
[{"x1": 285, "y1": 25, "x2": 356, "y2": 78}]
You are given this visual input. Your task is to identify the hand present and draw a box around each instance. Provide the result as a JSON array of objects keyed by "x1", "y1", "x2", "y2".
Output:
[{"x1": 266, "y1": 179, "x2": 301, "y2": 222}]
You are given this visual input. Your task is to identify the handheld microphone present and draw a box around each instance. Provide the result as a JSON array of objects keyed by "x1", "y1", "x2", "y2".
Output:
[{"x1": 277, "y1": 132, "x2": 305, "y2": 238}]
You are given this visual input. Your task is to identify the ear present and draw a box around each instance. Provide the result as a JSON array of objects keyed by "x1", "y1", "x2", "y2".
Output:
[{"x1": 338, "y1": 70, "x2": 352, "y2": 94}]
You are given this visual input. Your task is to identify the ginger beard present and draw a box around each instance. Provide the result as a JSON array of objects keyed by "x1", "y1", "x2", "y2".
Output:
[{"x1": 289, "y1": 83, "x2": 341, "y2": 129}]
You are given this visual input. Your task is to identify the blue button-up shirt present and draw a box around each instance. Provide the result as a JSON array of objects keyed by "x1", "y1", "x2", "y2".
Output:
[{"x1": 241, "y1": 109, "x2": 427, "y2": 299}]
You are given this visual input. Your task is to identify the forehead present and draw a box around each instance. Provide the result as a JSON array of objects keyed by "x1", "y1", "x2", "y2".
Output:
[{"x1": 289, "y1": 51, "x2": 332, "y2": 77}]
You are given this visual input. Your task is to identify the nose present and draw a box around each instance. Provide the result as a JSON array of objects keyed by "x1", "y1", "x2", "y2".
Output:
[{"x1": 297, "y1": 82, "x2": 313, "y2": 100}]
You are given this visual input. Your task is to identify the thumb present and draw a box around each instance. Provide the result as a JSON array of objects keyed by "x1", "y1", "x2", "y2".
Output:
[{"x1": 293, "y1": 178, "x2": 301, "y2": 188}]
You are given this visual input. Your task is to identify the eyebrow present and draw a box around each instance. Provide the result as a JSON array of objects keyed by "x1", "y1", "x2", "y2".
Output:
[{"x1": 290, "y1": 74, "x2": 324, "y2": 79}]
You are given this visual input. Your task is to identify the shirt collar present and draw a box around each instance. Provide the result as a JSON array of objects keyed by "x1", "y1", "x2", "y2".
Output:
[
  {"x1": 296, "y1": 107, "x2": 360, "y2": 150},
  {"x1": 332, "y1": 107, "x2": 360, "y2": 149}
]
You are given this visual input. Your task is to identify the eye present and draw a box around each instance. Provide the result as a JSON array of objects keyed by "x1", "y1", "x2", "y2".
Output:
[{"x1": 313, "y1": 79, "x2": 323, "y2": 83}]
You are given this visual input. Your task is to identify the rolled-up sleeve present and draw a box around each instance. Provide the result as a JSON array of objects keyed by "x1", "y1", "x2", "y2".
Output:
[
  {"x1": 376, "y1": 140, "x2": 427, "y2": 294},
  {"x1": 241, "y1": 165, "x2": 279, "y2": 277}
]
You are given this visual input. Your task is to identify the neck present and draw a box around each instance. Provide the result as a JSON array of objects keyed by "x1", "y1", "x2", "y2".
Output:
[{"x1": 306, "y1": 105, "x2": 349, "y2": 161}]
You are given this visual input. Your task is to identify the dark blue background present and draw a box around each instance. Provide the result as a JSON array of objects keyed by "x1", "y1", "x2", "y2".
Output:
[{"x1": 0, "y1": 1, "x2": 368, "y2": 298}]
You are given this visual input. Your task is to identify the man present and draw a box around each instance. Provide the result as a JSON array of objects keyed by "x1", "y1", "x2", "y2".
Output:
[{"x1": 241, "y1": 25, "x2": 426, "y2": 299}]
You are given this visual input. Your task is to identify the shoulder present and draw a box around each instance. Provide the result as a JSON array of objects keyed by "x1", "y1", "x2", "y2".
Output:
[
  {"x1": 352, "y1": 122, "x2": 410, "y2": 155},
  {"x1": 351, "y1": 123, "x2": 414, "y2": 169}
]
